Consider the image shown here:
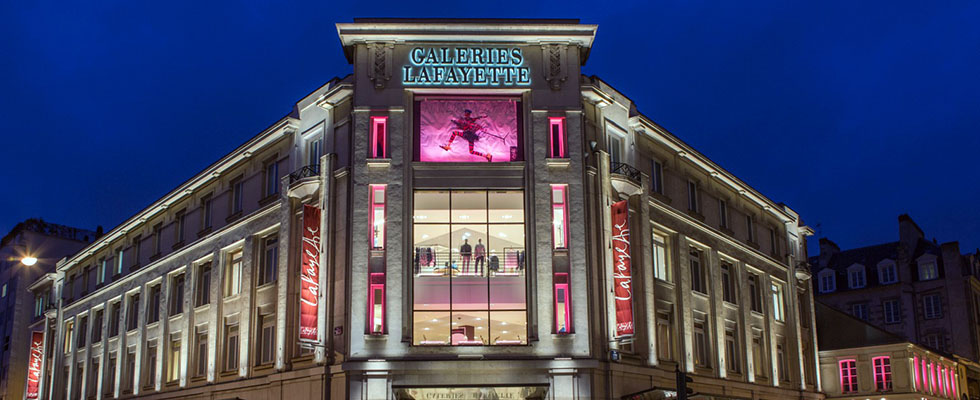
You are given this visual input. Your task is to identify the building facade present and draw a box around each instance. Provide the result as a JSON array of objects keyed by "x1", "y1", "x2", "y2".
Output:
[
  {"x1": 33, "y1": 19, "x2": 822, "y2": 400},
  {"x1": 0, "y1": 219, "x2": 96, "y2": 400},
  {"x1": 816, "y1": 302, "x2": 963, "y2": 400},
  {"x1": 812, "y1": 214, "x2": 980, "y2": 397}
]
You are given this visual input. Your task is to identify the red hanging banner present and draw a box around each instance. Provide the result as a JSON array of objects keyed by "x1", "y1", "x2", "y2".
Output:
[
  {"x1": 299, "y1": 204, "x2": 321, "y2": 342},
  {"x1": 611, "y1": 200, "x2": 634, "y2": 337},
  {"x1": 26, "y1": 331, "x2": 43, "y2": 398}
]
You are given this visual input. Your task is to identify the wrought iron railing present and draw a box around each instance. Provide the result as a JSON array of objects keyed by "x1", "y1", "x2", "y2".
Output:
[
  {"x1": 610, "y1": 161, "x2": 642, "y2": 183},
  {"x1": 288, "y1": 164, "x2": 321, "y2": 185}
]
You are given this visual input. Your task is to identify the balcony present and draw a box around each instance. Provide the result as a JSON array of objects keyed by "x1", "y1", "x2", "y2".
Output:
[
  {"x1": 287, "y1": 164, "x2": 321, "y2": 199},
  {"x1": 609, "y1": 161, "x2": 642, "y2": 196},
  {"x1": 795, "y1": 261, "x2": 812, "y2": 281}
]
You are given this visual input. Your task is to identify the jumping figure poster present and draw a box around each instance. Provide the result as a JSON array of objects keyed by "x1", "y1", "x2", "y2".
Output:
[{"x1": 419, "y1": 99, "x2": 519, "y2": 163}]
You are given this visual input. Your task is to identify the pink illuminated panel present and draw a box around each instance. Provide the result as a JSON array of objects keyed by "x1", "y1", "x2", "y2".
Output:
[
  {"x1": 872, "y1": 356, "x2": 892, "y2": 391},
  {"x1": 370, "y1": 116, "x2": 388, "y2": 158},
  {"x1": 368, "y1": 273, "x2": 385, "y2": 334},
  {"x1": 953, "y1": 371, "x2": 958, "y2": 397},
  {"x1": 548, "y1": 117, "x2": 566, "y2": 158},
  {"x1": 930, "y1": 362, "x2": 936, "y2": 394},
  {"x1": 914, "y1": 355, "x2": 920, "y2": 390},
  {"x1": 370, "y1": 185, "x2": 386, "y2": 250},
  {"x1": 922, "y1": 358, "x2": 929, "y2": 393},
  {"x1": 554, "y1": 273, "x2": 571, "y2": 334},
  {"x1": 551, "y1": 185, "x2": 569, "y2": 249},
  {"x1": 418, "y1": 98, "x2": 520, "y2": 163},
  {"x1": 839, "y1": 359, "x2": 857, "y2": 393}
]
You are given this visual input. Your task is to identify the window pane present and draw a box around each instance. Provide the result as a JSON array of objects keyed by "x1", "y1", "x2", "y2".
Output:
[
  {"x1": 490, "y1": 274, "x2": 525, "y2": 310},
  {"x1": 414, "y1": 224, "x2": 450, "y2": 311},
  {"x1": 451, "y1": 224, "x2": 487, "y2": 277},
  {"x1": 414, "y1": 191, "x2": 450, "y2": 223},
  {"x1": 451, "y1": 191, "x2": 487, "y2": 223},
  {"x1": 451, "y1": 311, "x2": 489, "y2": 345},
  {"x1": 489, "y1": 191, "x2": 524, "y2": 223},
  {"x1": 414, "y1": 311, "x2": 450, "y2": 345},
  {"x1": 452, "y1": 275, "x2": 488, "y2": 310},
  {"x1": 489, "y1": 311, "x2": 526, "y2": 345},
  {"x1": 488, "y1": 224, "x2": 525, "y2": 274}
]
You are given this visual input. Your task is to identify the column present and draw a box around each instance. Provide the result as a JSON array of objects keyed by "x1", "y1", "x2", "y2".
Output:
[
  {"x1": 638, "y1": 173, "x2": 657, "y2": 367},
  {"x1": 275, "y1": 174, "x2": 291, "y2": 371},
  {"x1": 206, "y1": 249, "x2": 223, "y2": 382},
  {"x1": 237, "y1": 235, "x2": 255, "y2": 377},
  {"x1": 675, "y1": 234, "x2": 694, "y2": 372},
  {"x1": 707, "y1": 250, "x2": 726, "y2": 379}
]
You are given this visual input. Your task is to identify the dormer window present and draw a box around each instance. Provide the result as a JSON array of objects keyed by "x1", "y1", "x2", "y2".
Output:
[
  {"x1": 878, "y1": 260, "x2": 898, "y2": 284},
  {"x1": 919, "y1": 259, "x2": 939, "y2": 281},
  {"x1": 847, "y1": 264, "x2": 866, "y2": 289},
  {"x1": 818, "y1": 269, "x2": 836, "y2": 293}
]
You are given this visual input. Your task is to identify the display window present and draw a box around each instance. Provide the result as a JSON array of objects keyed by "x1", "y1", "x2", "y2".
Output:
[
  {"x1": 416, "y1": 97, "x2": 522, "y2": 163},
  {"x1": 370, "y1": 185, "x2": 386, "y2": 250},
  {"x1": 412, "y1": 190, "x2": 527, "y2": 345}
]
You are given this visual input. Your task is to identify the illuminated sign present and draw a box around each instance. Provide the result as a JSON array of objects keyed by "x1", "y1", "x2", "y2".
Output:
[
  {"x1": 26, "y1": 331, "x2": 43, "y2": 399},
  {"x1": 299, "y1": 205, "x2": 321, "y2": 342},
  {"x1": 403, "y1": 47, "x2": 530, "y2": 86},
  {"x1": 611, "y1": 200, "x2": 634, "y2": 337}
]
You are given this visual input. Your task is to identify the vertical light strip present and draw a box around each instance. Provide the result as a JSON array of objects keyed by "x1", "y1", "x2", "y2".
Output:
[
  {"x1": 548, "y1": 117, "x2": 566, "y2": 158},
  {"x1": 370, "y1": 116, "x2": 388, "y2": 159}
]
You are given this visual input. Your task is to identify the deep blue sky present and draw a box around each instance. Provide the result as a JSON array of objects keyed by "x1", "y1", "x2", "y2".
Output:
[{"x1": 2, "y1": 1, "x2": 979, "y2": 257}]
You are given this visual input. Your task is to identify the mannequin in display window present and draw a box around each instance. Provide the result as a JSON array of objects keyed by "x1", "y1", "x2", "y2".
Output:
[
  {"x1": 460, "y1": 239, "x2": 472, "y2": 274},
  {"x1": 474, "y1": 238, "x2": 486, "y2": 276}
]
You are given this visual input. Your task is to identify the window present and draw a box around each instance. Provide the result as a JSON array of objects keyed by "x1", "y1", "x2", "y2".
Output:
[
  {"x1": 370, "y1": 116, "x2": 388, "y2": 158},
  {"x1": 307, "y1": 136, "x2": 322, "y2": 166},
  {"x1": 656, "y1": 310, "x2": 673, "y2": 361},
  {"x1": 554, "y1": 273, "x2": 571, "y2": 334},
  {"x1": 77, "y1": 315, "x2": 88, "y2": 348},
  {"x1": 148, "y1": 284, "x2": 161, "y2": 323},
  {"x1": 169, "y1": 274, "x2": 185, "y2": 315},
  {"x1": 264, "y1": 158, "x2": 279, "y2": 197},
  {"x1": 777, "y1": 339, "x2": 789, "y2": 382},
  {"x1": 848, "y1": 265, "x2": 866, "y2": 288},
  {"x1": 870, "y1": 356, "x2": 891, "y2": 391},
  {"x1": 923, "y1": 294, "x2": 943, "y2": 319},
  {"x1": 693, "y1": 317, "x2": 710, "y2": 368},
  {"x1": 772, "y1": 282, "x2": 785, "y2": 321},
  {"x1": 548, "y1": 117, "x2": 566, "y2": 158},
  {"x1": 819, "y1": 269, "x2": 836, "y2": 293},
  {"x1": 116, "y1": 248, "x2": 124, "y2": 275},
  {"x1": 92, "y1": 310, "x2": 104, "y2": 343},
  {"x1": 132, "y1": 235, "x2": 142, "y2": 267},
  {"x1": 370, "y1": 185, "x2": 386, "y2": 250},
  {"x1": 224, "y1": 251, "x2": 242, "y2": 297},
  {"x1": 883, "y1": 299, "x2": 901, "y2": 324},
  {"x1": 919, "y1": 261, "x2": 938, "y2": 281},
  {"x1": 921, "y1": 358, "x2": 928, "y2": 393},
  {"x1": 202, "y1": 194, "x2": 214, "y2": 229},
  {"x1": 914, "y1": 355, "x2": 921, "y2": 390},
  {"x1": 721, "y1": 262, "x2": 737, "y2": 304},
  {"x1": 98, "y1": 258, "x2": 106, "y2": 285},
  {"x1": 74, "y1": 362, "x2": 84, "y2": 399},
  {"x1": 412, "y1": 190, "x2": 528, "y2": 346},
  {"x1": 61, "y1": 321, "x2": 72, "y2": 353},
  {"x1": 169, "y1": 337, "x2": 181, "y2": 382},
  {"x1": 748, "y1": 273, "x2": 763, "y2": 313},
  {"x1": 651, "y1": 160, "x2": 663, "y2": 195},
  {"x1": 175, "y1": 210, "x2": 186, "y2": 245},
  {"x1": 196, "y1": 262, "x2": 211, "y2": 306},
  {"x1": 125, "y1": 347, "x2": 136, "y2": 393},
  {"x1": 109, "y1": 302, "x2": 120, "y2": 337},
  {"x1": 195, "y1": 329, "x2": 207, "y2": 377},
  {"x1": 689, "y1": 248, "x2": 706, "y2": 294},
  {"x1": 417, "y1": 98, "x2": 521, "y2": 163},
  {"x1": 930, "y1": 362, "x2": 936, "y2": 394},
  {"x1": 258, "y1": 314, "x2": 275, "y2": 365},
  {"x1": 719, "y1": 199, "x2": 729, "y2": 229},
  {"x1": 551, "y1": 185, "x2": 568, "y2": 249},
  {"x1": 926, "y1": 334, "x2": 942, "y2": 351},
  {"x1": 106, "y1": 353, "x2": 117, "y2": 396},
  {"x1": 686, "y1": 180, "x2": 699, "y2": 212},
  {"x1": 369, "y1": 272, "x2": 385, "y2": 334},
  {"x1": 127, "y1": 293, "x2": 140, "y2": 331},
  {"x1": 839, "y1": 359, "x2": 857, "y2": 393},
  {"x1": 608, "y1": 129, "x2": 625, "y2": 165},
  {"x1": 652, "y1": 232, "x2": 671, "y2": 282},
  {"x1": 725, "y1": 327, "x2": 740, "y2": 373},
  {"x1": 850, "y1": 302, "x2": 869, "y2": 320},
  {"x1": 34, "y1": 294, "x2": 44, "y2": 318},
  {"x1": 231, "y1": 178, "x2": 244, "y2": 214},
  {"x1": 258, "y1": 235, "x2": 278, "y2": 285},
  {"x1": 878, "y1": 261, "x2": 898, "y2": 284},
  {"x1": 746, "y1": 215, "x2": 755, "y2": 242},
  {"x1": 153, "y1": 223, "x2": 163, "y2": 256},
  {"x1": 145, "y1": 342, "x2": 157, "y2": 389},
  {"x1": 225, "y1": 324, "x2": 239, "y2": 371}
]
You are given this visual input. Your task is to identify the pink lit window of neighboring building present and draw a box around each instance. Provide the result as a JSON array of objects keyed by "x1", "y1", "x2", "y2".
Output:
[
  {"x1": 554, "y1": 272, "x2": 571, "y2": 334},
  {"x1": 913, "y1": 356, "x2": 920, "y2": 390},
  {"x1": 551, "y1": 185, "x2": 569, "y2": 249},
  {"x1": 369, "y1": 185, "x2": 386, "y2": 250},
  {"x1": 368, "y1": 272, "x2": 385, "y2": 334},
  {"x1": 370, "y1": 116, "x2": 387, "y2": 158},
  {"x1": 548, "y1": 117, "x2": 566, "y2": 158},
  {"x1": 930, "y1": 362, "x2": 936, "y2": 394},
  {"x1": 922, "y1": 358, "x2": 929, "y2": 393},
  {"x1": 952, "y1": 371, "x2": 959, "y2": 397},
  {"x1": 839, "y1": 359, "x2": 858, "y2": 394},
  {"x1": 873, "y1": 356, "x2": 892, "y2": 391},
  {"x1": 943, "y1": 367, "x2": 950, "y2": 397}
]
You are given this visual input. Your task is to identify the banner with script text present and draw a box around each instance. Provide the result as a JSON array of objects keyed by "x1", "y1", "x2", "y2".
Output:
[
  {"x1": 299, "y1": 204, "x2": 321, "y2": 342},
  {"x1": 26, "y1": 331, "x2": 43, "y2": 398},
  {"x1": 611, "y1": 200, "x2": 634, "y2": 337}
]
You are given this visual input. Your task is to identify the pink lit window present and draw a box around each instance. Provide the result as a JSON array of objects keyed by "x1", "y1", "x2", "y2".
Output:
[
  {"x1": 952, "y1": 371, "x2": 958, "y2": 397},
  {"x1": 554, "y1": 272, "x2": 571, "y2": 334},
  {"x1": 922, "y1": 358, "x2": 929, "y2": 393},
  {"x1": 370, "y1": 116, "x2": 387, "y2": 158},
  {"x1": 369, "y1": 185, "x2": 386, "y2": 250},
  {"x1": 839, "y1": 359, "x2": 858, "y2": 393},
  {"x1": 872, "y1": 356, "x2": 892, "y2": 391},
  {"x1": 548, "y1": 117, "x2": 566, "y2": 158},
  {"x1": 930, "y1": 362, "x2": 936, "y2": 394},
  {"x1": 551, "y1": 185, "x2": 569, "y2": 249},
  {"x1": 368, "y1": 272, "x2": 385, "y2": 334},
  {"x1": 943, "y1": 367, "x2": 949, "y2": 397},
  {"x1": 914, "y1": 355, "x2": 920, "y2": 390}
]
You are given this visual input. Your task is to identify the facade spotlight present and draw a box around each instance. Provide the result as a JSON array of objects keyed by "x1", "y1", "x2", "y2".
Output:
[{"x1": 21, "y1": 256, "x2": 38, "y2": 266}]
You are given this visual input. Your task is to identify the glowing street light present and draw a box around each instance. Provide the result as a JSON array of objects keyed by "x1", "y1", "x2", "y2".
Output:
[{"x1": 21, "y1": 256, "x2": 37, "y2": 266}]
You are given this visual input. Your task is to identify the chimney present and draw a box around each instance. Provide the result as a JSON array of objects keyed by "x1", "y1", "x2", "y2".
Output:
[
  {"x1": 898, "y1": 214, "x2": 924, "y2": 252},
  {"x1": 96, "y1": 225, "x2": 104, "y2": 238},
  {"x1": 818, "y1": 237, "x2": 840, "y2": 268},
  {"x1": 941, "y1": 241, "x2": 962, "y2": 276}
]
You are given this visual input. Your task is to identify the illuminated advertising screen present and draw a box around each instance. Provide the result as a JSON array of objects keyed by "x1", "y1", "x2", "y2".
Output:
[{"x1": 418, "y1": 98, "x2": 521, "y2": 163}]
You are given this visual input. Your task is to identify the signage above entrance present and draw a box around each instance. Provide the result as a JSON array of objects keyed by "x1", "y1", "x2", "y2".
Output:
[{"x1": 402, "y1": 47, "x2": 531, "y2": 86}]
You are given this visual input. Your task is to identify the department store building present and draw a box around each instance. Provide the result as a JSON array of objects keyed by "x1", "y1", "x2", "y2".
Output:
[{"x1": 31, "y1": 19, "x2": 823, "y2": 400}]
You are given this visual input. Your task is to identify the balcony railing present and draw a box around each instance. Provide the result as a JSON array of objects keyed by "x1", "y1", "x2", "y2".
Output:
[
  {"x1": 413, "y1": 248, "x2": 526, "y2": 277},
  {"x1": 289, "y1": 164, "x2": 321, "y2": 185},
  {"x1": 610, "y1": 161, "x2": 642, "y2": 183}
]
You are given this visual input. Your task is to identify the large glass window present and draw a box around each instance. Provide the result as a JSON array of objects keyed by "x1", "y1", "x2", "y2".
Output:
[
  {"x1": 652, "y1": 232, "x2": 671, "y2": 282},
  {"x1": 412, "y1": 190, "x2": 527, "y2": 346}
]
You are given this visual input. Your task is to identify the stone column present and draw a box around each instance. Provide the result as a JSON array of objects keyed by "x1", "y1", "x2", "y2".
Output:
[
  {"x1": 206, "y1": 249, "x2": 223, "y2": 382},
  {"x1": 675, "y1": 234, "x2": 694, "y2": 372},
  {"x1": 738, "y1": 262, "x2": 756, "y2": 383},
  {"x1": 237, "y1": 235, "x2": 255, "y2": 377},
  {"x1": 708, "y1": 250, "x2": 726, "y2": 379},
  {"x1": 275, "y1": 175, "x2": 291, "y2": 370},
  {"x1": 637, "y1": 173, "x2": 657, "y2": 367}
]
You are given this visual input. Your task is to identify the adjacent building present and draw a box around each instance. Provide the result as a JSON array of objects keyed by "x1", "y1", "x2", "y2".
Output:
[
  {"x1": 811, "y1": 214, "x2": 980, "y2": 397},
  {"x1": 32, "y1": 19, "x2": 822, "y2": 399},
  {"x1": 0, "y1": 219, "x2": 96, "y2": 400}
]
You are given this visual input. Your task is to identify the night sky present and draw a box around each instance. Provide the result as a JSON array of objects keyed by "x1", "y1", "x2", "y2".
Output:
[{"x1": 2, "y1": 1, "x2": 978, "y2": 257}]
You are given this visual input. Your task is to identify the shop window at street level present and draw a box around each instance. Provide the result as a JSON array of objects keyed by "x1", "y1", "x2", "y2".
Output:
[
  {"x1": 370, "y1": 116, "x2": 388, "y2": 158},
  {"x1": 412, "y1": 190, "x2": 527, "y2": 346},
  {"x1": 548, "y1": 117, "x2": 566, "y2": 158}
]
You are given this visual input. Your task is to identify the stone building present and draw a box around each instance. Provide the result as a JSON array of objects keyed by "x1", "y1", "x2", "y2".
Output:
[
  {"x1": 33, "y1": 19, "x2": 822, "y2": 399},
  {"x1": 0, "y1": 219, "x2": 96, "y2": 400}
]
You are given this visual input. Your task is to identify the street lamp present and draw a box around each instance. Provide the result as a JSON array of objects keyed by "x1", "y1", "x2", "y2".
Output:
[{"x1": 21, "y1": 256, "x2": 37, "y2": 266}]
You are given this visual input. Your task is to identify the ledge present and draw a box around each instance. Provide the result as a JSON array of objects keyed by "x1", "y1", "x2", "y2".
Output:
[
  {"x1": 367, "y1": 158, "x2": 392, "y2": 169},
  {"x1": 545, "y1": 158, "x2": 571, "y2": 168}
]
